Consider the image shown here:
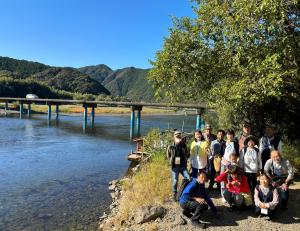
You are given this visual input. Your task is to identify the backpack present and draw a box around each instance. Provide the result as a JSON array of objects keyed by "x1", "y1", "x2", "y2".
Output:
[{"x1": 175, "y1": 178, "x2": 191, "y2": 201}]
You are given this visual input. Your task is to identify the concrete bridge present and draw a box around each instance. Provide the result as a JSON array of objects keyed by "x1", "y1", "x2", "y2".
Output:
[{"x1": 0, "y1": 97, "x2": 208, "y2": 138}]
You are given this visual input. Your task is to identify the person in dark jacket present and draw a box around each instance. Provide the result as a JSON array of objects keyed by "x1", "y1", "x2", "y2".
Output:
[
  {"x1": 167, "y1": 130, "x2": 190, "y2": 200},
  {"x1": 259, "y1": 124, "x2": 283, "y2": 169},
  {"x1": 179, "y1": 171, "x2": 217, "y2": 228}
]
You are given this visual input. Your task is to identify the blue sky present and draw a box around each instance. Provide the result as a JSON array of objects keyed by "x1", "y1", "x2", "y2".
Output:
[{"x1": 0, "y1": 0, "x2": 194, "y2": 69}]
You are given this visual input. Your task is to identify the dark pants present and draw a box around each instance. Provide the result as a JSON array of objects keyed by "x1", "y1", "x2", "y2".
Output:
[
  {"x1": 279, "y1": 188, "x2": 289, "y2": 209},
  {"x1": 180, "y1": 201, "x2": 208, "y2": 221},
  {"x1": 255, "y1": 206, "x2": 276, "y2": 219},
  {"x1": 245, "y1": 172, "x2": 257, "y2": 194},
  {"x1": 191, "y1": 167, "x2": 206, "y2": 179},
  {"x1": 223, "y1": 190, "x2": 244, "y2": 207},
  {"x1": 208, "y1": 159, "x2": 220, "y2": 189}
]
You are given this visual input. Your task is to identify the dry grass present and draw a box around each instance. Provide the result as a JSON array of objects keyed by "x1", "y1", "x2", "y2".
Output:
[
  {"x1": 110, "y1": 152, "x2": 172, "y2": 227},
  {"x1": 28, "y1": 104, "x2": 174, "y2": 115}
]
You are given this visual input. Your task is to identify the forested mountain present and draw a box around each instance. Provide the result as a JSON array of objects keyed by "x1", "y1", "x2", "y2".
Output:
[
  {"x1": 0, "y1": 56, "x2": 49, "y2": 77},
  {"x1": 103, "y1": 67, "x2": 154, "y2": 101},
  {"x1": 0, "y1": 56, "x2": 110, "y2": 97},
  {"x1": 79, "y1": 66, "x2": 155, "y2": 101},
  {"x1": 30, "y1": 67, "x2": 110, "y2": 95},
  {"x1": 78, "y1": 64, "x2": 113, "y2": 83},
  {"x1": 0, "y1": 56, "x2": 155, "y2": 101}
]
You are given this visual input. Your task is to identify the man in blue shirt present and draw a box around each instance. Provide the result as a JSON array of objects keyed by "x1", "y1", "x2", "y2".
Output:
[{"x1": 179, "y1": 171, "x2": 217, "y2": 228}]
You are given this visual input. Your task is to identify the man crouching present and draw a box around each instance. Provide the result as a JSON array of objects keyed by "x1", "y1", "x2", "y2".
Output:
[{"x1": 179, "y1": 171, "x2": 217, "y2": 228}]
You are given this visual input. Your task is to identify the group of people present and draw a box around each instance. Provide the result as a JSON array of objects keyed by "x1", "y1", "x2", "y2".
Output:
[{"x1": 166, "y1": 123, "x2": 294, "y2": 228}]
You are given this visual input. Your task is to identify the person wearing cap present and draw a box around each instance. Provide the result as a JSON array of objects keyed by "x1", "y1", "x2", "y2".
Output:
[
  {"x1": 239, "y1": 135, "x2": 262, "y2": 194},
  {"x1": 167, "y1": 130, "x2": 190, "y2": 200},
  {"x1": 215, "y1": 164, "x2": 251, "y2": 209},
  {"x1": 264, "y1": 150, "x2": 294, "y2": 210},
  {"x1": 203, "y1": 124, "x2": 217, "y2": 142},
  {"x1": 238, "y1": 123, "x2": 252, "y2": 152},
  {"x1": 259, "y1": 124, "x2": 283, "y2": 168}
]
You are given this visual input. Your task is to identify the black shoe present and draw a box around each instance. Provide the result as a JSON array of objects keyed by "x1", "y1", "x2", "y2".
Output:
[
  {"x1": 182, "y1": 210, "x2": 192, "y2": 219},
  {"x1": 191, "y1": 220, "x2": 207, "y2": 229}
]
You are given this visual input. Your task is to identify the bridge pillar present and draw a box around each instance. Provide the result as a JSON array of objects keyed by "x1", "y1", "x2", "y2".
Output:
[
  {"x1": 5, "y1": 102, "x2": 8, "y2": 116},
  {"x1": 55, "y1": 105, "x2": 59, "y2": 119},
  {"x1": 130, "y1": 107, "x2": 135, "y2": 140},
  {"x1": 48, "y1": 104, "x2": 52, "y2": 120},
  {"x1": 19, "y1": 103, "x2": 24, "y2": 119},
  {"x1": 91, "y1": 106, "x2": 95, "y2": 126},
  {"x1": 135, "y1": 106, "x2": 143, "y2": 137},
  {"x1": 28, "y1": 104, "x2": 31, "y2": 118},
  {"x1": 196, "y1": 108, "x2": 205, "y2": 130},
  {"x1": 83, "y1": 105, "x2": 88, "y2": 122}
]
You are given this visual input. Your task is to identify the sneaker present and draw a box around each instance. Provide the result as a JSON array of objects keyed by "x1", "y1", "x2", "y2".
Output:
[{"x1": 182, "y1": 210, "x2": 193, "y2": 219}]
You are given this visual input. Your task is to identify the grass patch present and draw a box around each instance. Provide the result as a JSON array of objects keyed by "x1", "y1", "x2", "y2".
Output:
[{"x1": 118, "y1": 152, "x2": 171, "y2": 219}]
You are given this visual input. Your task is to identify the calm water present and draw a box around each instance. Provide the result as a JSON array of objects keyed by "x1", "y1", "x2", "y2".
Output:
[{"x1": 0, "y1": 113, "x2": 196, "y2": 230}]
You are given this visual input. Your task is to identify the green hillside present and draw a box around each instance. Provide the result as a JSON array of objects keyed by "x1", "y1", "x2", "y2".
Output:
[
  {"x1": 30, "y1": 67, "x2": 110, "y2": 95},
  {"x1": 0, "y1": 77, "x2": 72, "y2": 99},
  {"x1": 0, "y1": 56, "x2": 49, "y2": 77},
  {"x1": 78, "y1": 64, "x2": 113, "y2": 83},
  {"x1": 102, "y1": 67, "x2": 155, "y2": 101},
  {"x1": 0, "y1": 56, "x2": 110, "y2": 97}
]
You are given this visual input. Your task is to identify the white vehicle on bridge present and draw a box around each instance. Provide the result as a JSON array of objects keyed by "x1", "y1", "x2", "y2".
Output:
[{"x1": 26, "y1": 94, "x2": 39, "y2": 99}]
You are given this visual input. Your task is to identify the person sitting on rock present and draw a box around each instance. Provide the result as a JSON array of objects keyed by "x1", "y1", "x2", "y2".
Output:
[
  {"x1": 167, "y1": 130, "x2": 190, "y2": 201},
  {"x1": 215, "y1": 164, "x2": 252, "y2": 209},
  {"x1": 254, "y1": 173, "x2": 279, "y2": 220},
  {"x1": 179, "y1": 171, "x2": 217, "y2": 228},
  {"x1": 264, "y1": 150, "x2": 294, "y2": 210}
]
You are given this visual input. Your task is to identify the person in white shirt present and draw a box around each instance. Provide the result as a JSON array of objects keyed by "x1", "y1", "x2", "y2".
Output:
[{"x1": 239, "y1": 135, "x2": 262, "y2": 194}]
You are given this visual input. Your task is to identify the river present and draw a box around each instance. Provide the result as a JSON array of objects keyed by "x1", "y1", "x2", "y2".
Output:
[{"x1": 0, "y1": 113, "x2": 196, "y2": 230}]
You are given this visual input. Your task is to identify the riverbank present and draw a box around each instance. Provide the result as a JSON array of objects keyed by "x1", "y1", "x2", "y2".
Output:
[
  {"x1": 0, "y1": 103, "x2": 182, "y2": 115},
  {"x1": 98, "y1": 131, "x2": 300, "y2": 231}
]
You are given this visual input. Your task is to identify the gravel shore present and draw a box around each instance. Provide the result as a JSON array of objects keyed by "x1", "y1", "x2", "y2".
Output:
[{"x1": 99, "y1": 180, "x2": 300, "y2": 231}]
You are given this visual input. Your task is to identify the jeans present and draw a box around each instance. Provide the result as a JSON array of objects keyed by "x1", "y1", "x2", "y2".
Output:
[
  {"x1": 171, "y1": 166, "x2": 190, "y2": 193},
  {"x1": 278, "y1": 188, "x2": 289, "y2": 209},
  {"x1": 180, "y1": 201, "x2": 208, "y2": 221}
]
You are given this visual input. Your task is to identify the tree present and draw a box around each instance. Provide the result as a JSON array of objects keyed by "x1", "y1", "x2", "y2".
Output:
[{"x1": 148, "y1": 0, "x2": 300, "y2": 140}]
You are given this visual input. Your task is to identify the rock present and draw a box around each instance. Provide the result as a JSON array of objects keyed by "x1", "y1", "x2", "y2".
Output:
[
  {"x1": 134, "y1": 205, "x2": 166, "y2": 224},
  {"x1": 173, "y1": 214, "x2": 187, "y2": 226}
]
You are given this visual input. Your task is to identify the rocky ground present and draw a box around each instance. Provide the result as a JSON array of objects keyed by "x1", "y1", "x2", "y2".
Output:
[{"x1": 99, "y1": 179, "x2": 300, "y2": 231}]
